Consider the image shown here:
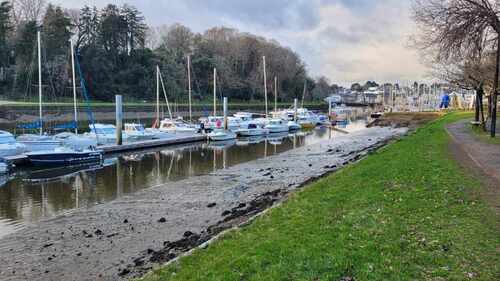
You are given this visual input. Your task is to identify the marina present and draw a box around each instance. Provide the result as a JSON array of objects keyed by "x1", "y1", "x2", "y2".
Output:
[
  {"x1": 0, "y1": 121, "x2": 368, "y2": 239},
  {"x1": 1, "y1": 1, "x2": 497, "y2": 280},
  {"x1": 0, "y1": 122, "x2": 406, "y2": 280}
]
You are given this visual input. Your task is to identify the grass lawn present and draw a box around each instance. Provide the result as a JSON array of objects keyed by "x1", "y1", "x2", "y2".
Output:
[
  {"x1": 141, "y1": 112, "x2": 499, "y2": 281},
  {"x1": 469, "y1": 124, "x2": 500, "y2": 145}
]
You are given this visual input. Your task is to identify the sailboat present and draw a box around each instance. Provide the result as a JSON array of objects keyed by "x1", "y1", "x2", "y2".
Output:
[
  {"x1": 207, "y1": 70, "x2": 237, "y2": 141},
  {"x1": 17, "y1": 31, "x2": 63, "y2": 152},
  {"x1": 154, "y1": 64, "x2": 198, "y2": 135},
  {"x1": 145, "y1": 66, "x2": 175, "y2": 139},
  {"x1": 260, "y1": 60, "x2": 289, "y2": 133},
  {"x1": 53, "y1": 39, "x2": 98, "y2": 150},
  {"x1": 270, "y1": 76, "x2": 300, "y2": 131},
  {"x1": 26, "y1": 38, "x2": 103, "y2": 167}
]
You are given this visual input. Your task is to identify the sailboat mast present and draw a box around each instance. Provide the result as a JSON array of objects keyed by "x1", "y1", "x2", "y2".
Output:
[
  {"x1": 156, "y1": 65, "x2": 160, "y2": 126},
  {"x1": 274, "y1": 76, "x2": 278, "y2": 114},
  {"x1": 301, "y1": 80, "x2": 306, "y2": 108},
  {"x1": 37, "y1": 31, "x2": 42, "y2": 135},
  {"x1": 213, "y1": 68, "x2": 217, "y2": 116},
  {"x1": 187, "y1": 55, "x2": 192, "y2": 122},
  {"x1": 158, "y1": 68, "x2": 173, "y2": 119},
  {"x1": 263, "y1": 56, "x2": 268, "y2": 118},
  {"x1": 70, "y1": 39, "x2": 78, "y2": 134}
]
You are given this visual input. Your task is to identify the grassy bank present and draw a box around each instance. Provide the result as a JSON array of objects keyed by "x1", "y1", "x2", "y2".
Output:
[
  {"x1": 141, "y1": 112, "x2": 498, "y2": 281},
  {"x1": 470, "y1": 124, "x2": 500, "y2": 145}
]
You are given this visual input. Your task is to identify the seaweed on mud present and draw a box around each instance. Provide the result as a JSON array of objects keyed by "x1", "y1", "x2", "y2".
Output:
[{"x1": 123, "y1": 189, "x2": 287, "y2": 278}]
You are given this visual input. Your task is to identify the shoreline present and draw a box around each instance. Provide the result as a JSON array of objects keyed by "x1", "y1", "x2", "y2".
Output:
[{"x1": 0, "y1": 126, "x2": 406, "y2": 281}]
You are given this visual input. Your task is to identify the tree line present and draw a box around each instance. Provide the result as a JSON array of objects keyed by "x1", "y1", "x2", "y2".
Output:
[{"x1": 0, "y1": 1, "x2": 338, "y2": 104}]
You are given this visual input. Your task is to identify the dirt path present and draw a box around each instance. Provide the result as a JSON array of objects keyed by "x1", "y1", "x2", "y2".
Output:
[{"x1": 446, "y1": 120, "x2": 500, "y2": 218}]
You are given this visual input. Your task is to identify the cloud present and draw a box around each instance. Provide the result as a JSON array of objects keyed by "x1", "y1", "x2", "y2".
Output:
[{"x1": 51, "y1": 0, "x2": 429, "y2": 85}]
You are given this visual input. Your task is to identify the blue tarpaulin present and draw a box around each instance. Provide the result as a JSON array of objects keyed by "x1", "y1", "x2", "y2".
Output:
[
  {"x1": 53, "y1": 121, "x2": 78, "y2": 130},
  {"x1": 17, "y1": 120, "x2": 42, "y2": 129}
]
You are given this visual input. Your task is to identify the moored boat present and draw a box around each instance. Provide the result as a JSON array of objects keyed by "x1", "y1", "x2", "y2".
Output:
[
  {"x1": 85, "y1": 124, "x2": 130, "y2": 145},
  {"x1": 236, "y1": 122, "x2": 269, "y2": 136},
  {"x1": 265, "y1": 119, "x2": 289, "y2": 133},
  {"x1": 207, "y1": 128, "x2": 237, "y2": 141},
  {"x1": 124, "y1": 123, "x2": 156, "y2": 141},
  {"x1": 17, "y1": 134, "x2": 62, "y2": 152},
  {"x1": 26, "y1": 147, "x2": 103, "y2": 166},
  {"x1": 54, "y1": 132, "x2": 97, "y2": 150},
  {"x1": 0, "y1": 130, "x2": 26, "y2": 157},
  {"x1": 159, "y1": 119, "x2": 198, "y2": 135},
  {"x1": 287, "y1": 121, "x2": 301, "y2": 131}
]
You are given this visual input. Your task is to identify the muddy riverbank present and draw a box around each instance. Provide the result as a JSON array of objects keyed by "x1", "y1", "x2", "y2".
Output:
[{"x1": 0, "y1": 126, "x2": 407, "y2": 281}]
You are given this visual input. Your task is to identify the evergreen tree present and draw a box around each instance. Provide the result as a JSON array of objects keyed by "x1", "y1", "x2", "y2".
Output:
[{"x1": 0, "y1": 1, "x2": 12, "y2": 68}]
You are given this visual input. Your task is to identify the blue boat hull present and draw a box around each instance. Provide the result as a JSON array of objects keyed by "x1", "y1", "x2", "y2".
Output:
[{"x1": 27, "y1": 151, "x2": 103, "y2": 166}]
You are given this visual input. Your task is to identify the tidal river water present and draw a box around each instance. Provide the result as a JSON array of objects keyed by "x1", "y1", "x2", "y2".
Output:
[{"x1": 0, "y1": 121, "x2": 368, "y2": 239}]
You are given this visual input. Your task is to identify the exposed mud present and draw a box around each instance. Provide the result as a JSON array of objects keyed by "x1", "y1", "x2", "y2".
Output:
[
  {"x1": 367, "y1": 112, "x2": 442, "y2": 130},
  {"x1": 0, "y1": 127, "x2": 407, "y2": 281}
]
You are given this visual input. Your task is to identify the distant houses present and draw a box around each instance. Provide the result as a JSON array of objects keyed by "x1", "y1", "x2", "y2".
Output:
[{"x1": 325, "y1": 87, "x2": 383, "y2": 105}]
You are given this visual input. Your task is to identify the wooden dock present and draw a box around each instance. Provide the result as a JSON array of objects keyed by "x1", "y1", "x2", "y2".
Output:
[{"x1": 4, "y1": 134, "x2": 207, "y2": 167}]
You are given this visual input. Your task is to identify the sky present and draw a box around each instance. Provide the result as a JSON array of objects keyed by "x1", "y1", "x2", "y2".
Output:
[{"x1": 51, "y1": 0, "x2": 429, "y2": 86}]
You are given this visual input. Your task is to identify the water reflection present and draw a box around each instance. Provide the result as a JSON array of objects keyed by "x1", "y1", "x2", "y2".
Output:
[{"x1": 0, "y1": 121, "x2": 367, "y2": 237}]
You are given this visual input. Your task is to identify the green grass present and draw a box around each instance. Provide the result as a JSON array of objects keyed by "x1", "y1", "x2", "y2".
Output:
[
  {"x1": 469, "y1": 124, "x2": 500, "y2": 145},
  {"x1": 141, "y1": 112, "x2": 499, "y2": 281}
]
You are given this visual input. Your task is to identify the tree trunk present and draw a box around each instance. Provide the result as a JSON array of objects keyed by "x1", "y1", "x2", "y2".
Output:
[
  {"x1": 480, "y1": 98, "x2": 486, "y2": 131},
  {"x1": 491, "y1": 38, "x2": 500, "y2": 137},
  {"x1": 475, "y1": 88, "x2": 480, "y2": 122}
]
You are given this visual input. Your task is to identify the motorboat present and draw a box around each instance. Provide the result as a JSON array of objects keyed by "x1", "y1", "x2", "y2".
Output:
[
  {"x1": 159, "y1": 119, "x2": 198, "y2": 135},
  {"x1": 207, "y1": 128, "x2": 237, "y2": 141},
  {"x1": 85, "y1": 123, "x2": 130, "y2": 145},
  {"x1": 233, "y1": 112, "x2": 254, "y2": 123},
  {"x1": 54, "y1": 132, "x2": 97, "y2": 150},
  {"x1": 296, "y1": 116, "x2": 316, "y2": 129},
  {"x1": 235, "y1": 122, "x2": 269, "y2": 137},
  {"x1": 287, "y1": 121, "x2": 301, "y2": 131},
  {"x1": 201, "y1": 116, "x2": 241, "y2": 132},
  {"x1": 0, "y1": 130, "x2": 26, "y2": 157},
  {"x1": 265, "y1": 119, "x2": 289, "y2": 133},
  {"x1": 17, "y1": 134, "x2": 62, "y2": 152},
  {"x1": 124, "y1": 123, "x2": 156, "y2": 141},
  {"x1": 26, "y1": 147, "x2": 103, "y2": 167}
]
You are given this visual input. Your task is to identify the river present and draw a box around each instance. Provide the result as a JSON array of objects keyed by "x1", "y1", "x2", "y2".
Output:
[{"x1": 0, "y1": 120, "x2": 369, "y2": 239}]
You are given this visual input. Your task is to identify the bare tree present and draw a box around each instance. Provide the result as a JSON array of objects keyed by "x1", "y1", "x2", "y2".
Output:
[
  {"x1": 10, "y1": 0, "x2": 46, "y2": 25},
  {"x1": 411, "y1": 0, "x2": 500, "y2": 137}
]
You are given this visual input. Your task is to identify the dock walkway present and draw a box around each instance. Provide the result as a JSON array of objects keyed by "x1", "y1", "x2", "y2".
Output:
[{"x1": 5, "y1": 134, "x2": 207, "y2": 166}]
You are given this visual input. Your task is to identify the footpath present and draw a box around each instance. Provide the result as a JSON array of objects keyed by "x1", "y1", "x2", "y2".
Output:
[{"x1": 447, "y1": 120, "x2": 500, "y2": 217}]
